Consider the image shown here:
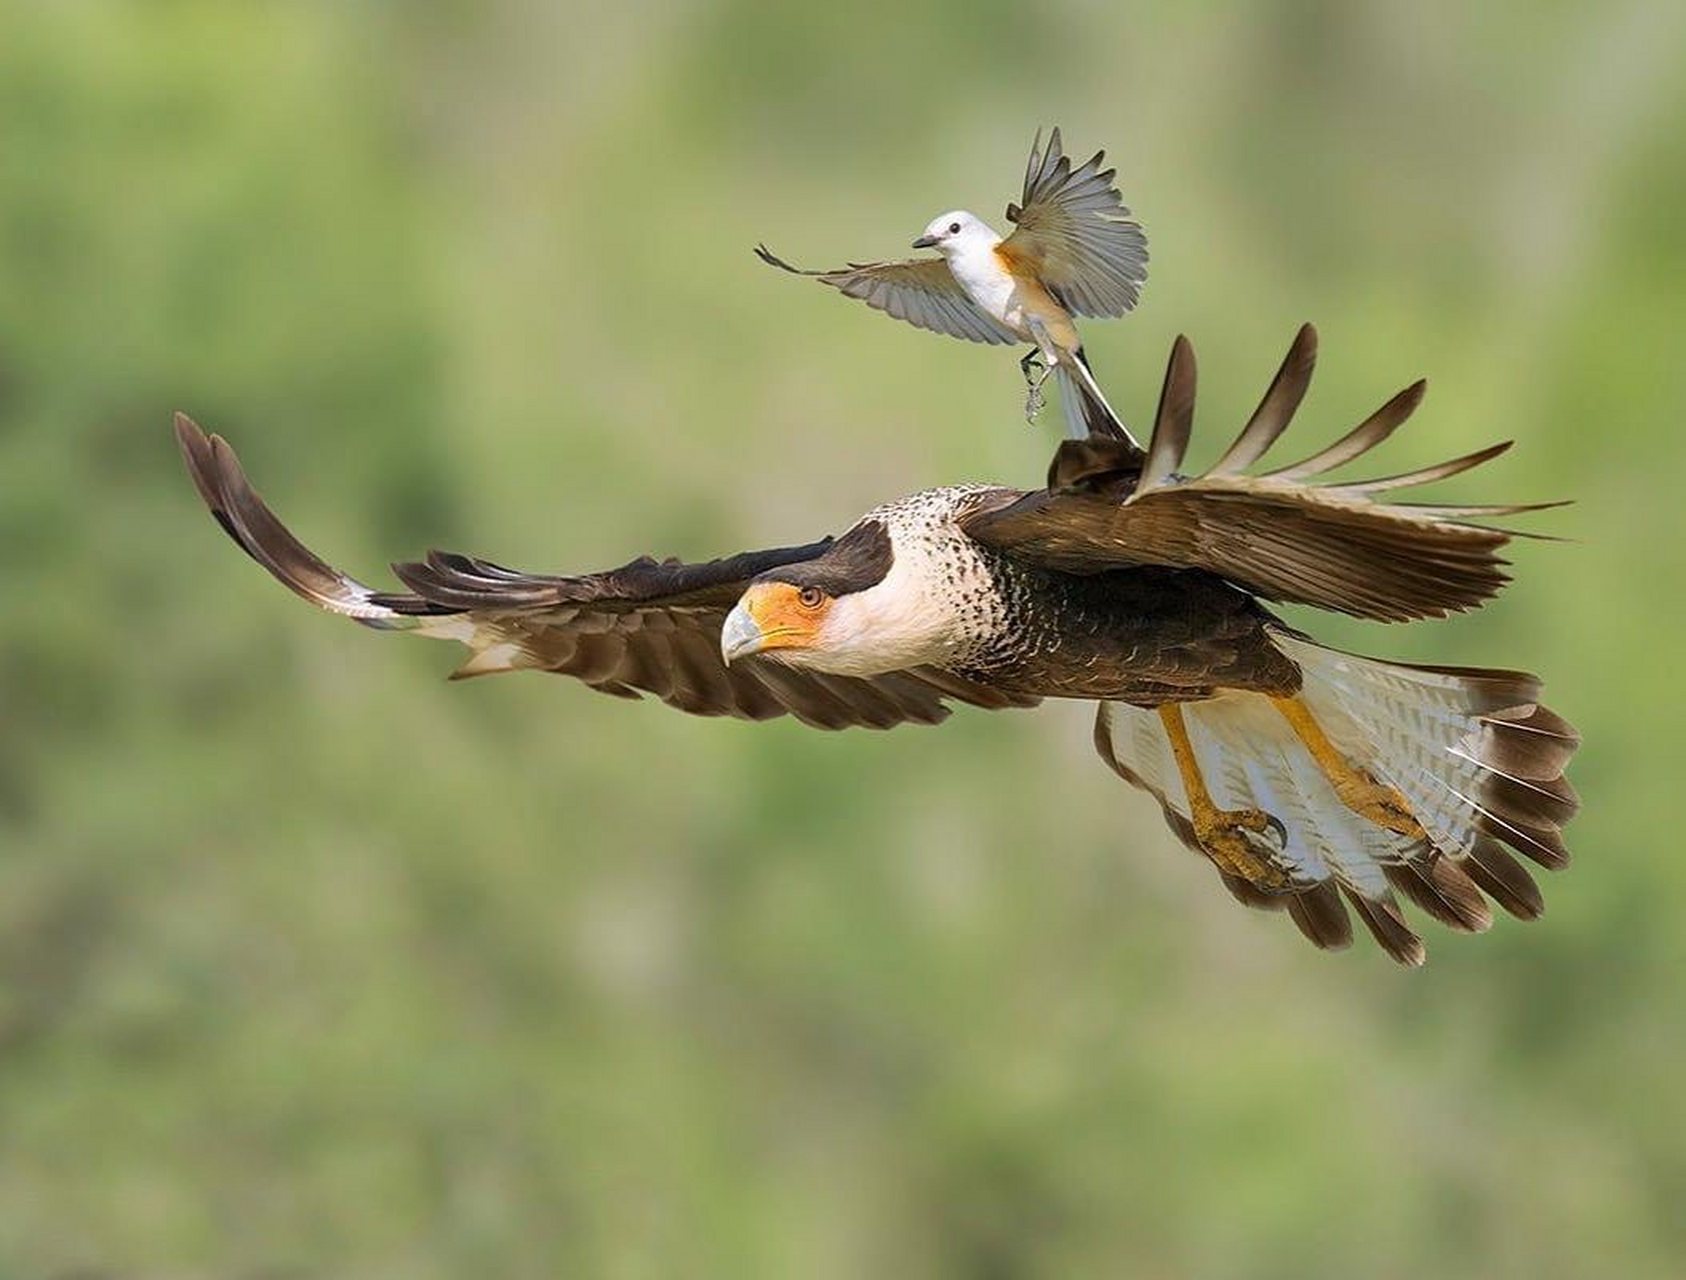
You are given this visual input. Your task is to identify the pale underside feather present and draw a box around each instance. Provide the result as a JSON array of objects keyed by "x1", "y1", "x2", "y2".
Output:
[
  {"x1": 1093, "y1": 632, "x2": 1578, "y2": 964},
  {"x1": 753, "y1": 245, "x2": 1018, "y2": 345}
]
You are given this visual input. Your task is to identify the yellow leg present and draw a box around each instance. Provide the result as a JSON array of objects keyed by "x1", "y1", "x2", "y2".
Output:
[
  {"x1": 1271, "y1": 696, "x2": 1425, "y2": 839},
  {"x1": 1158, "y1": 704, "x2": 1292, "y2": 891}
]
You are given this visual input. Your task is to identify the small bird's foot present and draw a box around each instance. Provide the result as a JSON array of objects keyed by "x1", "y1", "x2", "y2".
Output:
[
  {"x1": 1020, "y1": 349, "x2": 1051, "y2": 422},
  {"x1": 1193, "y1": 806, "x2": 1293, "y2": 892},
  {"x1": 1019, "y1": 347, "x2": 1047, "y2": 387}
]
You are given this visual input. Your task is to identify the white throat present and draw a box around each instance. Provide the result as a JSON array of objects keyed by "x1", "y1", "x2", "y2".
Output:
[{"x1": 940, "y1": 229, "x2": 1013, "y2": 320}]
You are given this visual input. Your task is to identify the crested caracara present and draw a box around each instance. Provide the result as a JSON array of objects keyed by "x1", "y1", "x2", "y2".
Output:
[{"x1": 175, "y1": 326, "x2": 1578, "y2": 965}]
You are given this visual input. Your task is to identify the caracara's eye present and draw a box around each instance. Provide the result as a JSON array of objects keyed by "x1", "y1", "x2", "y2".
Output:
[
  {"x1": 797, "y1": 586, "x2": 825, "y2": 609},
  {"x1": 948, "y1": 221, "x2": 961, "y2": 235}
]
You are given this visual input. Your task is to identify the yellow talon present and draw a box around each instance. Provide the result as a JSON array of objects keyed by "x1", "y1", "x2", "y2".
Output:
[
  {"x1": 1159, "y1": 704, "x2": 1293, "y2": 892},
  {"x1": 1271, "y1": 696, "x2": 1426, "y2": 840},
  {"x1": 1191, "y1": 805, "x2": 1294, "y2": 891}
]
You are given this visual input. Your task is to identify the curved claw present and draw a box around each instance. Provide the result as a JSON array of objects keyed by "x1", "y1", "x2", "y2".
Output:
[
  {"x1": 1232, "y1": 808, "x2": 1288, "y2": 853},
  {"x1": 1219, "y1": 809, "x2": 1294, "y2": 892},
  {"x1": 1019, "y1": 348, "x2": 1048, "y2": 385}
]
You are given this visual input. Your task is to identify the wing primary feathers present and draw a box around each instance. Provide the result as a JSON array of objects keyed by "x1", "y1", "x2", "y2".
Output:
[
  {"x1": 961, "y1": 328, "x2": 1566, "y2": 622},
  {"x1": 1266, "y1": 379, "x2": 1427, "y2": 481},
  {"x1": 753, "y1": 243, "x2": 834, "y2": 276},
  {"x1": 1338, "y1": 440, "x2": 1515, "y2": 494},
  {"x1": 1014, "y1": 127, "x2": 1045, "y2": 221},
  {"x1": 1003, "y1": 126, "x2": 1148, "y2": 318},
  {"x1": 1137, "y1": 334, "x2": 1197, "y2": 492},
  {"x1": 175, "y1": 411, "x2": 227, "y2": 518},
  {"x1": 758, "y1": 246, "x2": 1018, "y2": 345},
  {"x1": 1039, "y1": 126, "x2": 1066, "y2": 194},
  {"x1": 1398, "y1": 500, "x2": 1571, "y2": 519},
  {"x1": 1206, "y1": 322, "x2": 1319, "y2": 476},
  {"x1": 178, "y1": 416, "x2": 1039, "y2": 731},
  {"x1": 174, "y1": 413, "x2": 430, "y2": 628}
]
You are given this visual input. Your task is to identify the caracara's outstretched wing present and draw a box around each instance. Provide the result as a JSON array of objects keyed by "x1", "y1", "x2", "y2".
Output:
[
  {"x1": 176, "y1": 416, "x2": 1033, "y2": 730},
  {"x1": 960, "y1": 325, "x2": 1563, "y2": 623},
  {"x1": 998, "y1": 127, "x2": 1149, "y2": 319},
  {"x1": 752, "y1": 245, "x2": 1019, "y2": 345}
]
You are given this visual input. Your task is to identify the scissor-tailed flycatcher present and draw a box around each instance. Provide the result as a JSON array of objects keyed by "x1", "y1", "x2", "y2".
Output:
[{"x1": 757, "y1": 128, "x2": 1149, "y2": 446}]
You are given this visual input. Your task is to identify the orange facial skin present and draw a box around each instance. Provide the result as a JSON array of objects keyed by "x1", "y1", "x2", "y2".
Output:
[{"x1": 737, "y1": 582, "x2": 830, "y2": 653}]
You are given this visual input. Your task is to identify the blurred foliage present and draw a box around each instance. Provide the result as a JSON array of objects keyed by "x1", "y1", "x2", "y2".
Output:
[{"x1": 2, "y1": 1, "x2": 1684, "y2": 1276}]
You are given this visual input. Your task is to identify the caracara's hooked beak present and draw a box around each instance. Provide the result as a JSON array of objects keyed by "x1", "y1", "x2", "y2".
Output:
[
  {"x1": 720, "y1": 582, "x2": 825, "y2": 665},
  {"x1": 719, "y1": 603, "x2": 765, "y2": 664},
  {"x1": 910, "y1": 233, "x2": 939, "y2": 250}
]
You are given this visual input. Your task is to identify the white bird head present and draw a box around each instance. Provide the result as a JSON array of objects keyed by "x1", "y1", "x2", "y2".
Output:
[{"x1": 911, "y1": 210, "x2": 997, "y2": 255}]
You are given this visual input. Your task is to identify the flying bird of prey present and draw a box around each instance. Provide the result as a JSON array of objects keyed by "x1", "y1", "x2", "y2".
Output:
[
  {"x1": 756, "y1": 128, "x2": 1148, "y2": 445},
  {"x1": 175, "y1": 326, "x2": 1577, "y2": 965}
]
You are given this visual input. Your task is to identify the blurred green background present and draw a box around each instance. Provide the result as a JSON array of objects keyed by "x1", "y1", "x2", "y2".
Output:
[{"x1": 3, "y1": 1, "x2": 1684, "y2": 1275}]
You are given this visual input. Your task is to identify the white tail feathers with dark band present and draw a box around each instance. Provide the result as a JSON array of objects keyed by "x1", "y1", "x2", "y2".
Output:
[{"x1": 1094, "y1": 632, "x2": 1578, "y2": 965}]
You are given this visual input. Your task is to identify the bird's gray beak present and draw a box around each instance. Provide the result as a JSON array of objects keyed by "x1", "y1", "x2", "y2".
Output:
[
  {"x1": 719, "y1": 603, "x2": 765, "y2": 665},
  {"x1": 910, "y1": 234, "x2": 939, "y2": 249}
]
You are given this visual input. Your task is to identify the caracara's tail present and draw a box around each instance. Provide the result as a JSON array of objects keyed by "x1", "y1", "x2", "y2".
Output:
[
  {"x1": 1054, "y1": 348, "x2": 1139, "y2": 450},
  {"x1": 1093, "y1": 633, "x2": 1579, "y2": 964}
]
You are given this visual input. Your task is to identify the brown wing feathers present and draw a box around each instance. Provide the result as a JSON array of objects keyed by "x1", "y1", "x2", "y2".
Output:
[
  {"x1": 383, "y1": 543, "x2": 837, "y2": 615},
  {"x1": 1264, "y1": 377, "x2": 1426, "y2": 483},
  {"x1": 175, "y1": 414, "x2": 1033, "y2": 731},
  {"x1": 1137, "y1": 333, "x2": 1196, "y2": 492},
  {"x1": 1206, "y1": 322, "x2": 1320, "y2": 476},
  {"x1": 175, "y1": 412, "x2": 431, "y2": 629},
  {"x1": 964, "y1": 325, "x2": 1563, "y2": 622}
]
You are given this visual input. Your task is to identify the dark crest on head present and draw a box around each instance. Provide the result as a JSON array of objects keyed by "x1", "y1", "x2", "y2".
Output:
[{"x1": 757, "y1": 518, "x2": 893, "y2": 597}]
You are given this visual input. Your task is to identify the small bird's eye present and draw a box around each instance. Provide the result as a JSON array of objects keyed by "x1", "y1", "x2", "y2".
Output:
[
  {"x1": 797, "y1": 586, "x2": 825, "y2": 609},
  {"x1": 948, "y1": 221, "x2": 961, "y2": 234}
]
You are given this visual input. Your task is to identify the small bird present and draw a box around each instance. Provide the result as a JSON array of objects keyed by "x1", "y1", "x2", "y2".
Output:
[
  {"x1": 175, "y1": 327, "x2": 1577, "y2": 964},
  {"x1": 757, "y1": 127, "x2": 1149, "y2": 445}
]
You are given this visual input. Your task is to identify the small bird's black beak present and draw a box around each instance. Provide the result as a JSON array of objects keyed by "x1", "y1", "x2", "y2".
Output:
[{"x1": 910, "y1": 234, "x2": 939, "y2": 249}]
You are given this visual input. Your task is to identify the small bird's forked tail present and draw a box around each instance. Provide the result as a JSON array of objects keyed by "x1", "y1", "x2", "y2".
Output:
[
  {"x1": 1055, "y1": 349, "x2": 1138, "y2": 450},
  {"x1": 1094, "y1": 633, "x2": 1579, "y2": 963}
]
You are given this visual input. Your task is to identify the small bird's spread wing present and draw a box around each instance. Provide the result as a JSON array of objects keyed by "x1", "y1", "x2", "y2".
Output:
[
  {"x1": 754, "y1": 245, "x2": 1019, "y2": 345},
  {"x1": 959, "y1": 325, "x2": 1563, "y2": 622},
  {"x1": 999, "y1": 127, "x2": 1149, "y2": 319},
  {"x1": 176, "y1": 416, "x2": 1035, "y2": 730}
]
